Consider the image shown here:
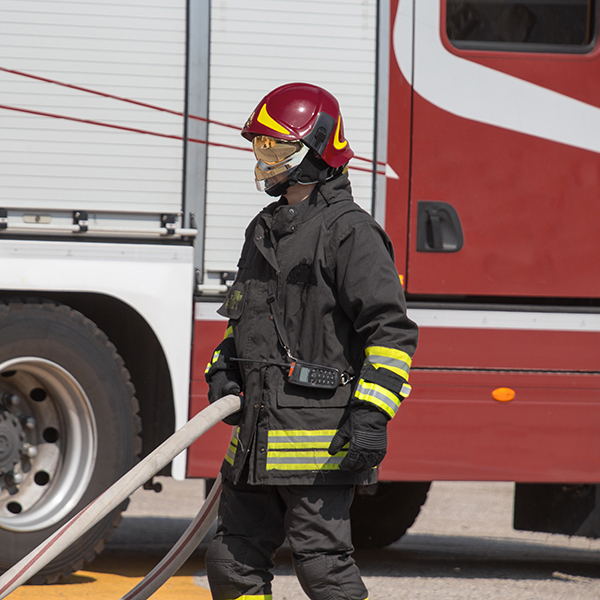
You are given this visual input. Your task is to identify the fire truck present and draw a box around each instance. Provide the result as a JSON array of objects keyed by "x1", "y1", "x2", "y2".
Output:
[{"x1": 0, "y1": 0, "x2": 599, "y2": 582}]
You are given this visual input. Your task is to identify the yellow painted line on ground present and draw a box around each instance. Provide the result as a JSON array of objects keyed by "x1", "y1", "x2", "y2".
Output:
[{"x1": 10, "y1": 555, "x2": 211, "y2": 599}]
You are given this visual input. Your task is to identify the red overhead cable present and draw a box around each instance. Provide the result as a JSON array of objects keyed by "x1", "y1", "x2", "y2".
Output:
[
  {"x1": 0, "y1": 66, "x2": 384, "y2": 171},
  {"x1": 0, "y1": 104, "x2": 252, "y2": 153},
  {"x1": 0, "y1": 66, "x2": 239, "y2": 131}
]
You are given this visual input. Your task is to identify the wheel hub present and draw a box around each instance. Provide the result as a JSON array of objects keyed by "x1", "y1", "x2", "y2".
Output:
[
  {"x1": 0, "y1": 358, "x2": 97, "y2": 532},
  {"x1": 0, "y1": 410, "x2": 25, "y2": 476}
]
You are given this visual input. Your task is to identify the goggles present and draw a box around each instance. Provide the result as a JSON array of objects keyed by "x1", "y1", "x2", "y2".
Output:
[{"x1": 252, "y1": 135, "x2": 309, "y2": 192}]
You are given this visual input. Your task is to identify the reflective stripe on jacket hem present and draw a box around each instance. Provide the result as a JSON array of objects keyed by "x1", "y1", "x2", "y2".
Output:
[
  {"x1": 266, "y1": 451, "x2": 348, "y2": 471},
  {"x1": 266, "y1": 429, "x2": 348, "y2": 472},
  {"x1": 268, "y1": 429, "x2": 338, "y2": 449},
  {"x1": 224, "y1": 428, "x2": 239, "y2": 466}
]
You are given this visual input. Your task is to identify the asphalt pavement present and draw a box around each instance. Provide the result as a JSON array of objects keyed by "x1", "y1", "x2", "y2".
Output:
[
  {"x1": 11, "y1": 477, "x2": 599, "y2": 599},
  {"x1": 100, "y1": 477, "x2": 600, "y2": 600}
]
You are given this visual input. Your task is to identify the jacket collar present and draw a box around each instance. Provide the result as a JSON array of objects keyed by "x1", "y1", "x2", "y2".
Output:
[
  {"x1": 318, "y1": 172, "x2": 353, "y2": 206},
  {"x1": 252, "y1": 172, "x2": 353, "y2": 268}
]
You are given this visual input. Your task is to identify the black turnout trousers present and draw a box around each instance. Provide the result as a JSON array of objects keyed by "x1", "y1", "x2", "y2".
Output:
[{"x1": 206, "y1": 478, "x2": 369, "y2": 600}]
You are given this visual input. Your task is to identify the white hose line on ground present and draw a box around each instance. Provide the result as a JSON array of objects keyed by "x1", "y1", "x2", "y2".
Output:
[
  {"x1": 0, "y1": 395, "x2": 241, "y2": 599},
  {"x1": 119, "y1": 474, "x2": 223, "y2": 600}
]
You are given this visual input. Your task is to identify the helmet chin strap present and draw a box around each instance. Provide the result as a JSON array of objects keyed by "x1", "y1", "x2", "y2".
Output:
[
  {"x1": 265, "y1": 178, "x2": 293, "y2": 197},
  {"x1": 265, "y1": 153, "x2": 332, "y2": 198},
  {"x1": 264, "y1": 152, "x2": 344, "y2": 198}
]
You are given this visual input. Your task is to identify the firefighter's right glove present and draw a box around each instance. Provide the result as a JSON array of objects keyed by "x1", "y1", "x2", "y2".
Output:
[
  {"x1": 208, "y1": 370, "x2": 244, "y2": 426},
  {"x1": 328, "y1": 404, "x2": 388, "y2": 472}
]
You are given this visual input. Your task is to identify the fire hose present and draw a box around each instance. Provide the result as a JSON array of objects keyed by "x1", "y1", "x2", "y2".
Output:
[{"x1": 0, "y1": 394, "x2": 242, "y2": 599}]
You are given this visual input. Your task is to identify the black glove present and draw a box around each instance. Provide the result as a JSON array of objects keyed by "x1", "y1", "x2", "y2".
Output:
[
  {"x1": 208, "y1": 370, "x2": 243, "y2": 426},
  {"x1": 328, "y1": 404, "x2": 388, "y2": 472}
]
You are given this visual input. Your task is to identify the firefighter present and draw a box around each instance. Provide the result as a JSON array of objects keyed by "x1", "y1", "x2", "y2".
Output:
[{"x1": 204, "y1": 82, "x2": 418, "y2": 600}]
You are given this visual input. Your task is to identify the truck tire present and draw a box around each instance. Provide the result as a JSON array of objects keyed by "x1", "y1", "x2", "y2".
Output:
[
  {"x1": 351, "y1": 481, "x2": 431, "y2": 548},
  {"x1": 0, "y1": 299, "x2": 141, "y2": 583}
]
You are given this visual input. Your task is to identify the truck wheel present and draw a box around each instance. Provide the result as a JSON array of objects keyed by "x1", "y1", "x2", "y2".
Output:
[
  {"x1": 0, "y1": 299, "x2": 141, "y2": 583},
  {"x1": 351, "y1": 481, "x2": 431, "y2": 548}
]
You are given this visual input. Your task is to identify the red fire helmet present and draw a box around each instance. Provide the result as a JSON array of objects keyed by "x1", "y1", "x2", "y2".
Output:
[{"x1": 241, "y1": 82, "x2": 354, "y2": 168}]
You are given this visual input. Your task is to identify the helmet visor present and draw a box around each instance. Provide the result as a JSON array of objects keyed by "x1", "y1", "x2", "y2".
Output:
[
  {"x1": 252, "y1": 135, "x2": 303, "y2": 165},
  {"x1": 252, "y1": 136, "x2": 309, "y2": 191}
]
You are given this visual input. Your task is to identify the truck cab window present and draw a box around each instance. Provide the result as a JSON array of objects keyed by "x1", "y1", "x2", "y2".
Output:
[{"x1": 447, "y1": 0, "x2": 596, "y2": 51}]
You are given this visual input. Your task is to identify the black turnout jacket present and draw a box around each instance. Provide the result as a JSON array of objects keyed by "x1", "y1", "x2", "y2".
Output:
[{"x1": 206, "y1": 173, "x2": 418, "y2": 486}]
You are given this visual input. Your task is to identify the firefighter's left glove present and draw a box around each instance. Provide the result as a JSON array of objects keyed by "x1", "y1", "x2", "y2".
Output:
[
  {"x1": 208, "y1": 370, "x2": 244, "y2": 426},
  {"x1": 328, "y1": 404, "x2": 388, "y2": 472}
]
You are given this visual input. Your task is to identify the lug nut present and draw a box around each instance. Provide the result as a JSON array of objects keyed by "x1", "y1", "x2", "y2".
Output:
[
  {"x1": 20, "y1": 415, "x2": 36, "y2": 430},
  {"x1": 23, "y1": 443, "x2": 38, "y2": 458},
  {"x1": 6, "y1": 471, "x2": 23, "y2": 485},
  {"x1": 2, "y1": 393, "x2": 20, "y2": 406}
]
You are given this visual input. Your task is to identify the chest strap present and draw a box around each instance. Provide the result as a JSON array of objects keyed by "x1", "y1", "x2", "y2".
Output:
[{"x1": 266, "y1": 279, "x2": 294, "y2": 359}]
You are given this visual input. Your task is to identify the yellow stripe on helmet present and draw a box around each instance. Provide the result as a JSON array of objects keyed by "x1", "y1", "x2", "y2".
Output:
[
  {"x1": 257, "y1": 103, "x2": 291, "y2": 135},
  {"x1": 333, "y1": 115, "x2": 348, "y2": 150}
]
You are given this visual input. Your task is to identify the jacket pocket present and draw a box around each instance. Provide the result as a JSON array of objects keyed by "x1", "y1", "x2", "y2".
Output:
[
  {"x1": 277, "y1": 378, "x2": 352, "y2": 409},
  {"x1": 217, "y1": 281, "x2": 246, "y2": 320}
]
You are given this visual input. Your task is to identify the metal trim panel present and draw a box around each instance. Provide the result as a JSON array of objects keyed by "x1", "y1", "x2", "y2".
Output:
[
  {"x1": 185, "y1": 0, "x2": 211, "y2": 275},
  {"x1": 373, "y1": 0, "x2": 391, "y2": 226},
  {"x1": 410, "y1": 308, "x2": 600, "y2": 332}
]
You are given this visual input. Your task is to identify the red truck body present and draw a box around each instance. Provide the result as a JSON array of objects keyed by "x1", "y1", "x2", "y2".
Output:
[{"x1": 188, "y1": 0, "x2": 600, "y2": 493}]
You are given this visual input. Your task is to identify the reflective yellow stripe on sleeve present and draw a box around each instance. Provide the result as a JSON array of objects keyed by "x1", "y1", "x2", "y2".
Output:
[
  {"x1": 205, "y1": 349, "x2": 221, "y2": 374},
  {"x1": 354, "y1": 378, "x2": 409, "y2": 419},
  {"x1": 365, "y1": 345, "x2": 412, "y2": 380},
  {"x1": 205, "y1": 326, "x2": 235, "y2": 374}
]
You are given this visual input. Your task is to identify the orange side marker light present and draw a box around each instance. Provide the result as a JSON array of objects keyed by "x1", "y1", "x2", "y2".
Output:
[{"x1": 492, "y1": 387, "x2": 515, "y2": 402}]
